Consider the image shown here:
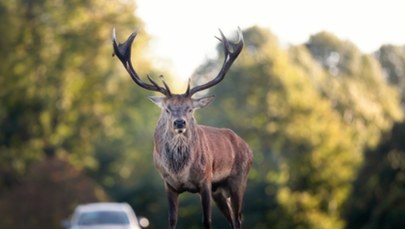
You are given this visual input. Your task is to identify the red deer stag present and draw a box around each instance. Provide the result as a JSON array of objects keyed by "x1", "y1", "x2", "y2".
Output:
[{"x1": 112, "y1": 28, "x2": 252, "y2": 229}]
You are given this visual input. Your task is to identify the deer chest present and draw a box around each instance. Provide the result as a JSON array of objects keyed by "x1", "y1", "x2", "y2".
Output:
[
  {"x1": 161, "y1": 143, "x2": 191, "y2": 173},
  {"x1": 154, "y1": 147, "x2": 206, "y2": 193}
]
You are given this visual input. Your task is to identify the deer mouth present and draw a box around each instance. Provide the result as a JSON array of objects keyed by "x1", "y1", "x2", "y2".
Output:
[{"x1": 175, "y1": 128, "x2": 187, "y2": 134}]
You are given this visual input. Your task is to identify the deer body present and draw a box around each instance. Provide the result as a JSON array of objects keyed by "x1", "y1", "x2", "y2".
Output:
[
  {"x1": 154, "y1": 124, "x2": 251, "y2": 193},
  {"x1": 113, "y1": 29, "x2": 252, "y2": 229}
]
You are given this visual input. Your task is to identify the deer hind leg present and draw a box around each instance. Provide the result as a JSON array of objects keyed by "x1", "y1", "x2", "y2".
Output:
[
  {"x1": 212, "y1": 188, "x2": 236, "y2": 228},
  {"x1": 229, "y1": 177, "x2": 248, "y2": 229}
]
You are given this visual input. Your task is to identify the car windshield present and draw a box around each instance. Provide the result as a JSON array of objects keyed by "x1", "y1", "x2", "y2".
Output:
[{"x1": 77, "y1": 210, "x2": 130, "y2": 225}]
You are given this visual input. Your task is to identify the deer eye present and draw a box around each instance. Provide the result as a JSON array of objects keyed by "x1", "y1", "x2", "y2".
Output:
[{"x1": 165, "y1": 108, "x2": 170, "y2": 114}]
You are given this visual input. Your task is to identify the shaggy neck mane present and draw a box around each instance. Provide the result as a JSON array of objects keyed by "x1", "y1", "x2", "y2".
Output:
[{"x1": 156, "y1": 120, "x2": 197, "y2": 173}]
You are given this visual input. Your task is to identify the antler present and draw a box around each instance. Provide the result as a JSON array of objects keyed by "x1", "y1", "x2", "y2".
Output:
[
  {"x1": 112, "y1": 28, "x2": 171, "y2": 96},
  {"x1": 186, "y1": 28, "x2": 244, "y2": 96}
]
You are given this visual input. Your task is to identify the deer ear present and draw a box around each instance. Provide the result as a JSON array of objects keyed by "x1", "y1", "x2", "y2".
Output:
[
  {"x1": 193, "y1": 95, "x2": 215, "y2": 109},
  {"x1": 148, "y1": 96, "x2": 165, "y2": 108}
]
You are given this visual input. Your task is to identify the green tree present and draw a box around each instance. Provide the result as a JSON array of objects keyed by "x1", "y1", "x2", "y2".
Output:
[
  {"x1": 0, "y1": 0, "x2": 142, "y2": 186},
  {"x1": 305, "y1": 32, "x2": 402, "y2": 148},
  {"x1": 343, "y1": 122, "x2": 405, "y2": 229},
  {"x1": 0, "y1": 0, "x2": 169, "y2": 227},
  {"x1": 376, "y1": 45, "x2": 405, "y2": 108}
]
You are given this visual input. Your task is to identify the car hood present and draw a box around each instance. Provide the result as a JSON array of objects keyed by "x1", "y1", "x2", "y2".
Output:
[{"x1": 71, "y1": 225, "x2": 137, "y2": 229}]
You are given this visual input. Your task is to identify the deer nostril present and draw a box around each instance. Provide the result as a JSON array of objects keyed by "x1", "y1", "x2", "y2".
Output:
[{"x1": 174, "y1": 119, "x2": 186, "y2": 129}]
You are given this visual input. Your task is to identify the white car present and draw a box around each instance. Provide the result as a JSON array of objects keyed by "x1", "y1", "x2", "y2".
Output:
[{"x1": 65, "y1": 202, "x2": 143, "y2": 229}]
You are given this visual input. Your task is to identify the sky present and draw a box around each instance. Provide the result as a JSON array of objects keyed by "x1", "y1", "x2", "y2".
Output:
[{"x1": 135, "y1": 0, "x2": 405, "y2": 82}]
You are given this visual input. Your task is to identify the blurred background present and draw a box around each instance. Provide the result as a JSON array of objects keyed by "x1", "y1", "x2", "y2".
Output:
[{"x1": 1, "y1": 0, "x2": 405, "y2": 228}]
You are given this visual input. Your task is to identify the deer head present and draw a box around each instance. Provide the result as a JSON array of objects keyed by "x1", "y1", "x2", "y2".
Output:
[
  {"x1": 148, "y1": 95, "x2": 215, "y2": 135},
  {"x1": 112, "y1": 28, "x2": 243, "y2": 135}
]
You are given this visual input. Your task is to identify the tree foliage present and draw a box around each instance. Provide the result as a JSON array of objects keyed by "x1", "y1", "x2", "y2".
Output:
[
  {"x1": 343, "y1": 122, "x2": 405, "y2": 229},
  {"x1": 0, "y1": 0, "x2": 163, "y2": 227},
  {"x1": 305, "y1": 32, "x2": 402, "y2": 147},
  {"x1": 376, "y1": 45, "x2": 405, "y2": 108},
  {"x1": 0, "y1": 0, "x2": 135, "y2": 181}
]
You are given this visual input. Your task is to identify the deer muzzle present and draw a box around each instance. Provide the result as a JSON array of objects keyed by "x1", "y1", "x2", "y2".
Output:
[{"x1": 173, "y1": 119, "x2": 186, "y2": 134}]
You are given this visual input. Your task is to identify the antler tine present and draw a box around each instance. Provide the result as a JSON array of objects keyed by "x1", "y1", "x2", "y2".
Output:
[
  {"x1": 160, "y1": 75, "x2": 172, "y2": 96},
  {"x1": 145, "y1": 75, "x2": 165, "y2": 94},
  {"x1": 185, "y1": 78, "x2": 191, "y2": 95},
  {"x1": 187, "y1": 28, "x2": 244, "y2": 97},
  {"x1": 112, "y1": 28, "x2": 170, "y2": 96}
]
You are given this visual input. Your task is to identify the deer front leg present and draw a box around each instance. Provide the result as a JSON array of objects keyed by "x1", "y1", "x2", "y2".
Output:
[
  {"x1": 165, "y1": 184, "x2": 179, "y2": 229},
  {"x1": 200, "y1": 182, "x2": 212, "y2": 229}
]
